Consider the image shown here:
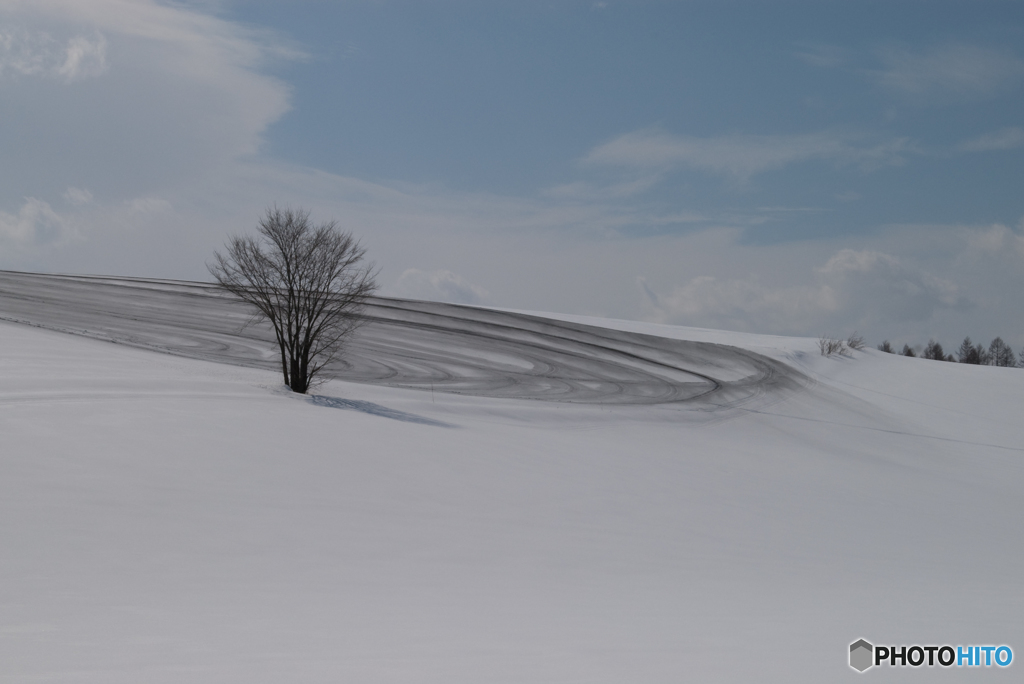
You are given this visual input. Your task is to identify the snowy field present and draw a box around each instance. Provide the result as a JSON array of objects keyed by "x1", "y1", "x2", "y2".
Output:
[{"x1": 2, "y1": 273, "x2": 1023, "y2": 682}]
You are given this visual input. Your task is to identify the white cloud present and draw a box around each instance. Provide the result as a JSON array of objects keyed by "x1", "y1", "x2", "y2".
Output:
[
  {"x1": 816, "y1": 249, "x2": 968, "y2": 321},
  {"x1": 583, "y1": 128, "x2": 910, "y2": 179},
  {"x1": 957, "y1": 127, "x2": 1024, "y2": 152},
  {"x1": 0, "y1": 0, "x2": 296, "y2": 203},
  {"x1": 57, "y1": 33, "x2": 107, "y2": 80},
  {"x1": 62, "y1": 186, "x2": 93, "y2": 205},
  {"x1": 638, "y1": 274, "x2": 837, "y2": 334},
  {"x1": 0, "y1": 28, "x2": 107, "y2": 82},
  {"x1": 640, "y1": 248, "x2": 970, "y2": 336},
  {"x1": 125, "y1": 196, "x2": 171, "y2": 214},
  {"x1": 872, "y1": 44, "x2": 1024, "y2": 97},
  {"x1": 391, "y1": 269, "x2": 490, "y2": 306},
  {"x1": 959, "y1": 222, "x2": 1024, "y2": 263},
  {"x1": 542, "y1": 176, "x2": 659, "y2": 200},
  {"x1": 792, "y1": 43, "x2": 850, "y2": 68},
  {"x1": 0, "y1": 197, "x2": 74, "y2": 245}
]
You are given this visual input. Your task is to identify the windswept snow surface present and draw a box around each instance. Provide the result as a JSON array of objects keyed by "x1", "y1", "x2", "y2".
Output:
[{"x1": 2, "y1": 274, "x2": 1023, "y2": 682}]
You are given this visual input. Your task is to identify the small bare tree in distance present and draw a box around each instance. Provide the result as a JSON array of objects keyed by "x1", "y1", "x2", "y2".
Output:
[
  {"x1": 209, "y1": 207, "x2": 378, "y2": 394},
  {"x1": 818, "y1": 335, "x2": 848, "y2": 357}
]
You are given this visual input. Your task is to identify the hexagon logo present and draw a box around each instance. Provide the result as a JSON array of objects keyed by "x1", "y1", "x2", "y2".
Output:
[{"x1": 850, "y1": 639, "x2": 874, "y2": 672}]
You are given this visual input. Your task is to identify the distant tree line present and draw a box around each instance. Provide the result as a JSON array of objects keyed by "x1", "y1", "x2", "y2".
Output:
[{"x1": 877, "y1": 336, "x2": 1021, "y2": 367}]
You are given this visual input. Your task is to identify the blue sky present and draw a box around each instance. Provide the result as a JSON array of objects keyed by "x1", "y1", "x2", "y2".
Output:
[
  {"x1": 1, "y1": 0, "x2": 1023, "y2": 349},
  {"x1": 248, "y1": 1, "x2": 1024, "y2": 235}
]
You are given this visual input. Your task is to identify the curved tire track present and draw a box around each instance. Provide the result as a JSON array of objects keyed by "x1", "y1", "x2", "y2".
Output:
[{"x1": 0, "y1": 270, "x2": 808, "y2": 407}]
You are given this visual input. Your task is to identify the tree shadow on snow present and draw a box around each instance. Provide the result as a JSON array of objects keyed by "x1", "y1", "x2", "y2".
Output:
[{"x1": 308, "y1": 395, "x2": 455, "y2": 427}]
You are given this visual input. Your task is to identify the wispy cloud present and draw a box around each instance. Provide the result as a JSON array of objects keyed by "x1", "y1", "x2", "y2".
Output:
[
  {"x1": 792, "y1": 43, "x2": 850, "y2": 69},
  {"x1": 583, "y1": 128, "x2": 910, "y2": 180},
  {"x1": 391, "y1": 268, "x2": 490, "y2": 305},
  {"x1": 958, "y1": 127, "x2": 1024, "y2": 152},
  {"x1": 0, "y1": 28, "x2": 107, "y2": 82},
  {"x1": 62, "y1": 187, "x2": 93, "y2": 206},
  {"x1": 796, "y1": 41, "x2": 1024, "y2": 103},
  {"x1": 872, "y1": 44, "x2": 1024, "y2": 97},
  {"x1": 542, "y1": 176, "x2": 659, "y2": 200}
]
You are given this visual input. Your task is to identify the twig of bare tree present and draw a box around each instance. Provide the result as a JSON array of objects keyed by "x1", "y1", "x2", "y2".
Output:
[
  {"x1": 209, "y1": 207, "x2": 378, "y2": 394},
  {"x1": 818, "y1": 335, "x2": 849, "y2": 357}
]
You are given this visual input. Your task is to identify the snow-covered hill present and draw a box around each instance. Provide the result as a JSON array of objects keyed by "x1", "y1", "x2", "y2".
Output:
[{"x1": 1, "y1": 275, "x2": 1022, "y2": 682}]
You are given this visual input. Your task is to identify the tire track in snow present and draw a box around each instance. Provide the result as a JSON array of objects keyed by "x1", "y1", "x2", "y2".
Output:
[{"x1": 0, "y1": 270, "x2": 807, "y2": 407}]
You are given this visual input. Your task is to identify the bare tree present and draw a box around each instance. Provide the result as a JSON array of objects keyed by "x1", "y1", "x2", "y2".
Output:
[
  {"x1": 957, "y1": 337, "x2": 979, "y2": 364},
  {"x1": 988, "y1": 337, "x2": 1017, "y2": 367},
  {"x1": 956, "y1": 336, "x2": 993, "y2": 365},
  {"x1": 209, "y1": 207, "x2": 378, "y2": 394},
  {"x1": 877, "y1": 340, "x2": 894, "y2": 353},
  {"x1": 922, "y1": 340, "x2": 946, "y2": 361},
  {"x1": 818, "y1": 335, "x2": 847, "y2": 356}
]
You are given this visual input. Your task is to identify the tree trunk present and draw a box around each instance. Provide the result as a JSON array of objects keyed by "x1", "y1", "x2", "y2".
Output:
[{"x1": 290, "y1": 356, "x2": 307, "y2": 394}]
